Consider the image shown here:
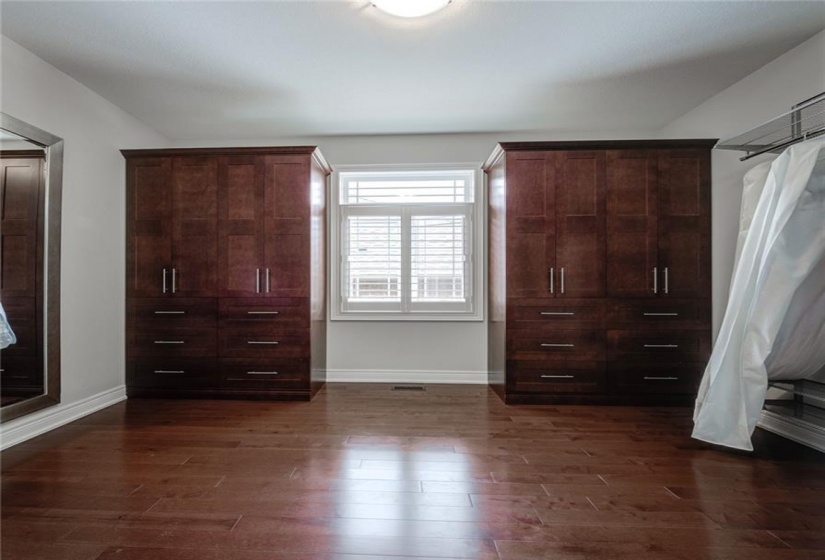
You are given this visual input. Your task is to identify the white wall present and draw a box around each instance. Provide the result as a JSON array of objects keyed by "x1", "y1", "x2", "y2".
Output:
[
  {"x1": 0, "y1": 36, "x2": 169, "y2": 446},
  {"x1": 660, "y1": 29, "x2": 825, "y2": 337}
]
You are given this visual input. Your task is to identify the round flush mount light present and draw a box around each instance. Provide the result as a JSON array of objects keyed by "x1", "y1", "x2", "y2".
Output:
[{"x1": 371, "y1": 0, "x2": 451, "y2": 18}]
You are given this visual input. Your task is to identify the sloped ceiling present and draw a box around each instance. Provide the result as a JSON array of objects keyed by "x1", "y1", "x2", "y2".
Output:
[{"x1": 1, "y1": 1, "x2": 823, "y2": 140}]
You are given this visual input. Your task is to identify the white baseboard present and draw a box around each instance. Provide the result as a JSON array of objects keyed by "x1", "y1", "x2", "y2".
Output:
[
  {"x1": 327, "y1": 369, "x2": 487, "y2": 385},
  {"x1": 758, "y1": 409, "x2": 825, "y2": 453},
  {"x1": 0, "y1": 385, "x2": 127, "y2": 450}
]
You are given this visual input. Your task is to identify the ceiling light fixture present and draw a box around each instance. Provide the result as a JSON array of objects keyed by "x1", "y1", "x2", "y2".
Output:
[{"x1": 371, "y1": 0, "x2": 450, "y2": 18}]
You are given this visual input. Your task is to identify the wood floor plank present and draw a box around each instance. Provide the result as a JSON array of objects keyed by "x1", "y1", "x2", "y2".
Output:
[{"x1": 2, "y1": 383, "x2": 822, "y2": 560}]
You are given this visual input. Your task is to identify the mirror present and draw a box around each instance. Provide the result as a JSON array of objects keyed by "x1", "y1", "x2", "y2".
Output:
[{"x1": 0, "y1": 113, "x2": 62, "y2": 422}]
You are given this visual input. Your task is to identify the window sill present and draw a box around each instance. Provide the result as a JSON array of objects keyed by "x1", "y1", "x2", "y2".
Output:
[{"x1": 330, "y1": 312, "x2": 484, "y2": 322}]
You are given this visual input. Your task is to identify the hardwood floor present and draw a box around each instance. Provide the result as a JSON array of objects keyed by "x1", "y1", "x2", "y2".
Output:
[{"x1": 2, "y1": 383, "x2": 824, "y2": 559}]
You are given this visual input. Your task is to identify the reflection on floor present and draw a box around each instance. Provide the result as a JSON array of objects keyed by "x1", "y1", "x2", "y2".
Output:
[{"x1": 2, "y1": 383, "x2": 824, "y2": 559}]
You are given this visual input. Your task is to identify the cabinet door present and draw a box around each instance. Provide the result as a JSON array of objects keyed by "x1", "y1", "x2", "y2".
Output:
[
  {"x1": 218, "y1": 156, "x2": 265, "y2": 297},
  {"x1": 263, "y1": 156, "x2": 309, "y2": 297},
  {"x1": 606, "y1": 150, "x2": 658, "y2": 298},
  {"x1": 171, "y1": 157, "x2": 218, "y2": 297},
  {"x1": 127, "y1": 157, "x2": 172, "y2": 297},
  {"x1": 658, "y1": 150, "x2": 711, "y2": 298},
  {"x1": 554, "y1": 151, "x2": 606, "y2": 298},
  {"x1": 1, "y1": 158, "x2": 42, "y2": 298},
  {"x1": 506, "y1": 152, "x2": 555, "y2": 297}
]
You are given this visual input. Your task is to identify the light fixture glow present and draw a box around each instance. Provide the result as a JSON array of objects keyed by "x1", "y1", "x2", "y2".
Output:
[{"x1": 371, "y1": 0, "x2": 450, "y2": 18}]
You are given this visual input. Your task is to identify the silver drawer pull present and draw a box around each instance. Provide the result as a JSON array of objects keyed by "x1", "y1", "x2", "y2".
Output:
[
  {"x1": 643, "y1": 376, "x2": 679, "y2": 381},
  {"x1": 154, "y1": 340, "x2": 184, "y2": 344},
  {"x1": 643, "y1": 312, "x2": 679, "y2": 316},
  {"x1": 541, "y1": 374, "x2": 575, "y2": 379},
  {"x1": 247, "y1": 341, "x2": 279, "y2": 345},
  {"x1": 154, "y1": 370, "x2": 185, "y2": 374},
  {"x1": 247, "y1": 371, "x2": 279, "y2": 375},
  {"x1": 541, "y1": 343, "x2": 575, "y2": 347},
  {"x1": 644, "y1": 344, "x2": 679, "y2": 348},
  {"x1": 154, "y1": 311, "x2": 186, "y2": 315},
  {"x1": 540, "y1": 312, "x2": 575, "y2": 316},
  {"x1": 246, "y1": 311, "x2": 280, "y2": 315}
]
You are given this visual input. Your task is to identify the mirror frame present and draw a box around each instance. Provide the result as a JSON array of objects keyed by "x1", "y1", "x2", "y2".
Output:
[{"x1": 1, "y1": 112, "x2": 63, "y2": 423}]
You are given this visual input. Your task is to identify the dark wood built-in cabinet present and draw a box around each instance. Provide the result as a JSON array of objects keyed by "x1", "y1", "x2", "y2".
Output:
[
  {"x1": 124, "y1": 147, "x2": 330, "y2": 400},
  {"x1": 1, "y1": 151, "x2": 46, "y2": 401},
  {"x1": 486, "y1": 140, "x2": 714, "y2": 404}
]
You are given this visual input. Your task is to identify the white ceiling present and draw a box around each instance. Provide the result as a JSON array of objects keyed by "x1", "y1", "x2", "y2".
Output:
[{"x1": 2, "y1": 1, "x2": 823, "y2": 140}]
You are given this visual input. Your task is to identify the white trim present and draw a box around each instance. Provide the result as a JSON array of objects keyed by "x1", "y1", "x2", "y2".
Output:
[
  {"x1": 0, "y1": 385, "x2": 127, "y2": 450},
  {"x1": 330, "y1": 163, "x2": 485, "y2": 322},
  {"x1": 327, "y1": 369, "x2": 487, "y2": 384},
  {"x1": 758, "y1": 409, "x2": 825, "y2": 453}
]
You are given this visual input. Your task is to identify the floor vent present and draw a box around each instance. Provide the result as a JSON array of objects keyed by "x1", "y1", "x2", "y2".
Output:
[{"x1": 392, "y1": 385, "x2": 426, "y2": 391}]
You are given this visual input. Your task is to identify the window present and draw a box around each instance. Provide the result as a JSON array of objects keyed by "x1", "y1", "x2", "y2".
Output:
[{"x1": 332, "y1": 166, "x2": 481, "y2": 320}]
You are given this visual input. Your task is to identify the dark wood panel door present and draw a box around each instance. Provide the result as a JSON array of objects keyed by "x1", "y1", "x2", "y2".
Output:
[
  {"x1": 127, "y1": 157, "x2": 172, "y2": 297},
  {"x1": 658, "y1": 150, "x2": 711, "y2": 299},
  {"x1": 554, "y1": 151, "x2": 606, "y2": 298},
  {"x1": 606, "y1": 150, "x2": 659, "y2": 298},
  {"x1": 171, "y1": 157, "x2": 218, "y2": 297},
  {"x1": 263, "y1": 157, "x2": 309, "y2": 297},
  {"x1": 1, "y1": 157, "x2": 42, "y2": 298},
  {"x1": 506, "y1": 152, "x2": 555, "y2": 297},
  {"x1": 218, "y1": 156, "x2": 265, "y2": 297}
]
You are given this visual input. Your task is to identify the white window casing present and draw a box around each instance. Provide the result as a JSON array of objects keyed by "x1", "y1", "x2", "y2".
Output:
[{"x1": 331, "y1": 165, "x2": 483, "y2": 321}]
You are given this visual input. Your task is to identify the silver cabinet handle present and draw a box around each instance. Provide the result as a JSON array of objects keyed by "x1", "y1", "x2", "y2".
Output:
[
  {"x1": 540, "y1": 311, "x2": 575, "y2": 316},
  {"x1": 247, "y1": 341, "x2": 279, "y2": 345},
  {"x1": 154, "y1": 311, "x2": 185, "y2": 315},
  {"x1": 162, "y1": 268, "x2": 168, "y2": 294},
  {"x1": 172, "y1": 268, "x2": 177, "y2": 294},
  {"x1": 549, "y1": 267, "x2": 554, "y2": 294},
  {"x1": 653, "y1": 267, "x2": 658, "y2": 294},
  {"x1": 643, "y1": 312, "x2": 679, "y2": 316},
  {"x1": 560, "y1": 267, "x2": 565, "y2": 294},
  {"x1": 154, "y1": 370, "x2": 185, "y2": 374},
  {"x1": 664, "y1": 267, "x2": 669, "y2": 294},
  {"x1": 644, "y1": 376, "x2": 679, "y2": 381},
  {"x1": 154, "y1": 340, "x2": 184, "y2": 344},
  {"x1": 266, "y1": 268, "x2": 271, "y2": 293},
  {"x1": 541, "y1": 374, "x2": 575, "y2": 379},
  {"x1": 246, "y1": 311, "x2": 280, "y2": 315},
  {"x1": 256, "y1": 268, "x2": 261, "y2": 293},
  {"x1": 247, "y1": 371, "x2": 279, "y2": 375},
  {"x1": 644, "y1": 344, "x2": 679, "y2": 348},
  {"x1": 541, "y1": 343, "x2": 575, "y2": 347}
]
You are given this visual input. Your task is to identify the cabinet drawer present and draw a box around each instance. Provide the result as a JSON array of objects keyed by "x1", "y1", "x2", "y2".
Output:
[
  {"x1": 129, "y1": 298, "x2": 217, "y2": 327},
  {"x1": 129, "y1": 359, "x2": 217, "y2": 388},
  {"x1": 0, "y1": 356, "x2": 42, "y2": 388},
  {"x1": 220, "y1": 359, "x2": 308, "y2": 390},
  {"x1": 129, "y1": 328, "x2": 217, "y2": 358},
  {"x1": 607, "y1": 299, "x2": 710, "y2": 329},
  {"x1": 508, "y1": 329, "x2": 605, "y2": 361},
  {"x1": 219, "y1": 327, "x2": 309, "y2": 358},
  {"x1": 219, "y1": 298, "x2": 308, "y2": 327},
  {"x1": 607, "y1": 330, "x2": 711, "y2": 362},
  {"x1": 509, "y1": 299, "x2": 606, "y2": 329},
  {"x1": 608, "y1": 362, "x2": 704, "y2": 394},
  {"x1": 509, "y1": 360, "x2": 605, "y2": 394},
  {"x1": 2, "y1": 298, "x2": 37, "y2": 356}
]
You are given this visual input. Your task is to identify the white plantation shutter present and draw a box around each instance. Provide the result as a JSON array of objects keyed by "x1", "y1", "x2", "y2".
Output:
[
  {"x1": 410, "y1": 211, "x2": 470, "y2": 311},
  {"x1": 338, "y1": 169, "x2": 476, "y2": 317},
  {"x1": 343, "y1": 211, "x2": 402, "y2": 311}
]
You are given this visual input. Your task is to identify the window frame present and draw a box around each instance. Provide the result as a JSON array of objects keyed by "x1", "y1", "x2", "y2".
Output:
[{"x1": 330, "y1": 163, "x2": 484, "y2": 322}]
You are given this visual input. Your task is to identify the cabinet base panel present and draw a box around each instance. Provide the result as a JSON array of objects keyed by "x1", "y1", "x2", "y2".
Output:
[
  {"x1": 502, "y1": 392, "x2": 695, "y2": 406},
  {"x1": 126, "y1": 387, "x2": 314, "y2": 401}
]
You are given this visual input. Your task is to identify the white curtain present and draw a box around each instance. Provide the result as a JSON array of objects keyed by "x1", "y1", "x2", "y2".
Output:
[{"x1": 693, "y1": 138, "x2": 825, "y2": 451}]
